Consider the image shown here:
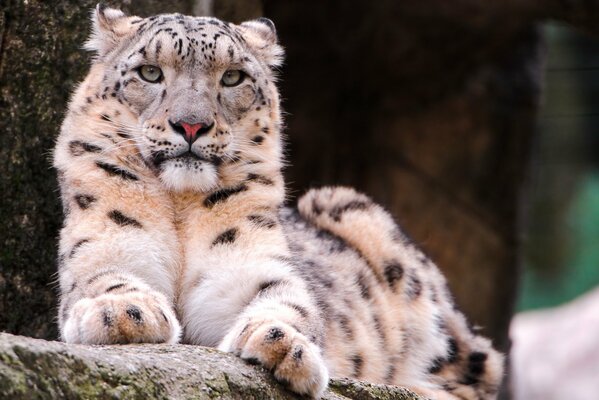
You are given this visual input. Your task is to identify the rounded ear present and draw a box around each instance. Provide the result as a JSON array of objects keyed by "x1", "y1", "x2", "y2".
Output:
[
  {"x1": 239, "y1": 18, "x2": 284, "y2": 68},
  {"x1": 84, "y1": 4, "x2": 136, "y2": 58}
]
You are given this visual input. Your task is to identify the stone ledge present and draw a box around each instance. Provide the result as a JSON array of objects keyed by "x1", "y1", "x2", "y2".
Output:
[{"x1": 0, "y1": 333, "x2": 422, "y2": 399}]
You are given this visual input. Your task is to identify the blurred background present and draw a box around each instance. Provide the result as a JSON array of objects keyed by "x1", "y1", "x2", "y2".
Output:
[
  {"x1": 521, "y1": 23, "x2": 599, "y2": 313},
  {"x1": 0, "y1": 1, "x2": 598, "y2": 399}
]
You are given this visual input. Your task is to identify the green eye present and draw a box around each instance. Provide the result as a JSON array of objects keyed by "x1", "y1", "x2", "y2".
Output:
[
  {"x1": 138, "y1": 65, "x2": 163, "y2": 83},
  {"x1": 221, "y1": 70, "x2": 245, "y2": 87}
]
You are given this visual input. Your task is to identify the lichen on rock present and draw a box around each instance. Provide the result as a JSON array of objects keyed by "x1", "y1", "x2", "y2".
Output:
[{"x1": 0, "y1": 333, "x2": 422, "y2": 399}]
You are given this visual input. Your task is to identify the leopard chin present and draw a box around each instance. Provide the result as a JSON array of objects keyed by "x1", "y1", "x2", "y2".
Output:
[{"x1": 158, "y1": 158, "x2": 219, "y2": 192}]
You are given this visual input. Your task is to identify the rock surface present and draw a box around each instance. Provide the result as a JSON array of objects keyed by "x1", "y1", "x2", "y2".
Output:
[{"x1": 0, "y1": 333, "x2": 421, "y2": 400}]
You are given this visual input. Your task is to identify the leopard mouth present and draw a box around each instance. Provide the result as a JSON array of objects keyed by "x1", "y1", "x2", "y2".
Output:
[{"x1": 151, "y1": 149, "x2": 220, "y2": 168}]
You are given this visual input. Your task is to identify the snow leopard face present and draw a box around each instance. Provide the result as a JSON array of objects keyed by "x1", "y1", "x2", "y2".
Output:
[{"x1": 87, "y1": 6, "x2": 283, "y2": 192}]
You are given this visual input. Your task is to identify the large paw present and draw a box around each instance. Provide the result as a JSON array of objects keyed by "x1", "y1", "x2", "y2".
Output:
[
  {"x1": 62, "y1": 290, "x2": 181, "y2": 344},
  {"x1": 219, "y1": 319, "x2": 329, "y2": 398}
]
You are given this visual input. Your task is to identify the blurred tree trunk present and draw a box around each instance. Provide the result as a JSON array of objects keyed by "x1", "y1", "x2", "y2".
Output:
[{"x1": 0, "y1": 0, "x2": 194, "y2": 340}]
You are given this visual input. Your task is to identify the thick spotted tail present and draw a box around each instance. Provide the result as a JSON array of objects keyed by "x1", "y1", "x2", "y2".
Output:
[{"x1": 297, "y1": 187, "x2": 504, "y2": 400}]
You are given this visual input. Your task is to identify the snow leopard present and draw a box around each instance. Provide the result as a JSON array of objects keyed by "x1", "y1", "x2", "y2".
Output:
[{"x1": 53, "y1": 5, "x2": 503, "y2": 399}]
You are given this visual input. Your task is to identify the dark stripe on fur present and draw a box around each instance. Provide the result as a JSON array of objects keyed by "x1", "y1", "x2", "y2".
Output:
[
  {"x1": 96, "y1": 161, "x2": 139, "y2": 181},
  {"x1": 212, "y1": 228, "x2": 238, "y2": 246},
  {"x1": 69, "y1": 140, "x2": 102, "y2": 156},
  {"x1": 356, "y1": 272, "x2": 371, "y2": 299},
  {"x1": 247, "y1": 214, "x2": 277, "y2": 228},
  {"x1": 247, "y1": 173, "x2": 274, "y2": 185},
  {"x1": 106, "y1": 283, "x2": 126, "y2": 293},
  {"x1": 447, "y1": 337, "x2": 460, "y2": 363},
  {"x1": 108, "y1": 210, "x2": 142, "y2": 228},
  {"x1": 351, "y1": 354, "x2": 364, "y2": 378},
  {"x1": 69, "y1": 239, "x2": 90, "y2": 258},
  {"x1": 283, "y1": 302, "x2": 310, "y2": 319},
  {"x1": 329, "y1": 200, "x2": 370, "y2": 222},
  {"x1": 87, "y1": 269, "x2": 121, "y2": 285},
  {"x1": 258, "y1": 279, "x2": 285, "y2": 294},
  {"x1": 406, "y1": 273, "x2": 423, "y2": 300},
  {"x1": 337, "y1": 314, "x2": 353, "y2": 339},
  {"x1": 204, "y1": 184, "x2": 247, "y2": 207},
  {"x1": 385, "y1": 364, "x2": 396, "y2": 383}
]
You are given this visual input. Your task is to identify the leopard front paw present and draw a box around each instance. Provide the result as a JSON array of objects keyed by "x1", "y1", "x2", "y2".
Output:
[
  {"x1": 62, "y1": 290, "x2": 180, "y2": 345},
  {"x1": 219, "y1": 319, "x2": 329, "y2": 398}
]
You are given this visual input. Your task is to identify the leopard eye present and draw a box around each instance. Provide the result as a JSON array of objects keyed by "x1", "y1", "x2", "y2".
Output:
[
  {"x1": 138, "y1": 65, "x2": 163, "y2": 83},
  {"x1": 221, "y1": 70, "x2": 245, "y2": 87}
]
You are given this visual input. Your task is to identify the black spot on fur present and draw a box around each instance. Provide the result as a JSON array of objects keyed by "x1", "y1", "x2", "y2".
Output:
[
  {"x1": 265, "y1": 327, "x2": 285, "y2": 342},
  {"x1": 102, "y1": 309, "x2": 114, "y2": 327},
  {"x1": 244, "y1": 357, "x2": 260, "y2": 366},
  {"x1": 468, "y1": 352, "x2": 487, "y2": 376},
  {"x1": 95, "y1": 161, "x2": 139, "y2": 181},
  {"x1": 106, "y1": 283, "x2": 125, "y2": 293},
  {"x1": 251, "y1": 135, "x2": 264, "y2": 144},
  {"x1": 329, "y1": 200, "x2": 370, "y2": 222},
  {"x1": 69, "y1": 239, "x2": 90, "y2": 258},
  {"x1": 383, "y1": 261, "x2": 404, "y2": 291},
  {"x1": 204, "y1": 184, "x2": 247, "y2": 208},
  {"x1": 247, "y1": 214, "x2": 277, "y2": 229},
  {"x1": 351, "y1": 354, "x2": 364, "y2": 378},
  {"x1": 428, "y1": 357, "x2": 445, "y2": 374},
  {"x1": 247, "y1": 173, "x2": 274, "y2": 185},
  {"x1": 100, "y1": 114, "x2": 110, "y2": 121},
  {"x1": 126, "y1": 305, "x2": 143, "y2": 324},
  {"x1": 108, "y1": 210, "x2": 142, "y2": 228},
  {"x1": 292, "y1": 346, "x2": 303, "y2": 361},
  {"x1": 212, "y1": 228, "x2": 238, "y2": 246},
  {"x1": 74, "y1": 194, "x2": 96, "y2": 210},
  {"x1": 69, "y1": 141, "x2": 102, "y2": 156}
]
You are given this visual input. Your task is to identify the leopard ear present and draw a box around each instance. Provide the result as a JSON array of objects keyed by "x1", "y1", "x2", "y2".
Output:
[
  {"x1": 85, "y1": 4, "x2": 136, "y2": 58},
  {"x1": 239, "y1": 18, "x2": 284, "y2": 68}
]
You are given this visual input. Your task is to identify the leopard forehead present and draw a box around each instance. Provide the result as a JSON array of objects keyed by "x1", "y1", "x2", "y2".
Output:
[{"x1": 114, "y1": 15, "x2": 252, "y2": 72}]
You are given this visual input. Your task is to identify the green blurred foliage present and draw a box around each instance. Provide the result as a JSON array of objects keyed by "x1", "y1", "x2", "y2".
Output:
[{"x1": 519, "y1": 23, "x2": 599, "y2": 310}]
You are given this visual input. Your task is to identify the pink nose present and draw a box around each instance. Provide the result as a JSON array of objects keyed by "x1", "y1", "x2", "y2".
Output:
[
  {"x1": 180, "y1": 122, "x2": 203, "y2": 141},
  {"x1": 169, "y1": 119, "x2": 215, "y2": 144}
]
